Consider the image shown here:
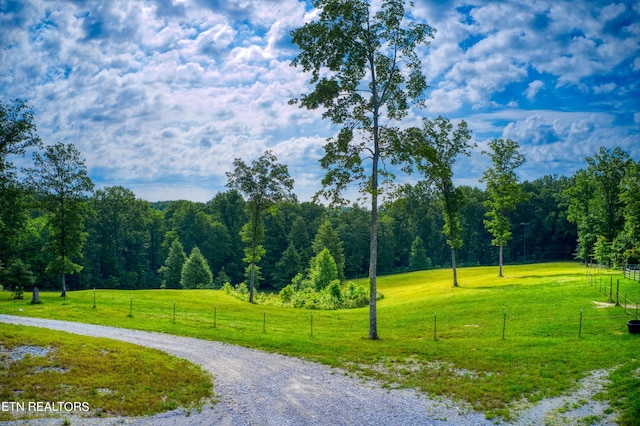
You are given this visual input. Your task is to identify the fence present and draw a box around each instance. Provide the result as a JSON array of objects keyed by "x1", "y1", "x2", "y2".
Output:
[
  {"x1": 586, "y1": 264, "x2": 640, "y2": 318},
  {"x1": 623, "y1": 264, "x2": 640, "y2": 282}
]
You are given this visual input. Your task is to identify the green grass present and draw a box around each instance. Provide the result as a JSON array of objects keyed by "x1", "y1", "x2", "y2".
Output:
[
  {"x1": 0, "y1": 324, "x2": 213, "y2": 422},
  {"x1": 1, "y1": 262, "x2": 639, "y2": 422}
]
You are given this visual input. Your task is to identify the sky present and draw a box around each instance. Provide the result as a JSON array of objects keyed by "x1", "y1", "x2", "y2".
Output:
[{"x1": 1, "y1": 0, "x2": 639, "y2": 203}]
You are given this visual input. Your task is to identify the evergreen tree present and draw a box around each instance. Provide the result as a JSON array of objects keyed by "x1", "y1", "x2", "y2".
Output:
[
  {"x1": 312, "y1": 219, "x2": 345, "y2": 280},
  {"x1": 310, "y1": 248, "x2": 339, "y2": 291},
  {"x1": 409, "y1": 236, "x2": 431, "y2": 271},
  {"x1": 159, "y1": 238, "x2": 186, "y2": 289},
  {"x1": 181, "y1": 246, "x2": 213, "y2": 289},
  {"x1": 274, "y1": 243, "x2": 302, "y2": 291}
]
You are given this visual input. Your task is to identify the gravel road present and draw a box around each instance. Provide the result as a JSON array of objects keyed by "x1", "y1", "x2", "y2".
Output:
[{"x1": 0, "y1": 314, "x2": 617, "y2": 425}]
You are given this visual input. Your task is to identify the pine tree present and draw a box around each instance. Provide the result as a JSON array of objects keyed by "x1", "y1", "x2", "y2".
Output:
[
  {"x1": 181, "y1": 246, "x2": 213, "y2": 289},
  {"x1": 312, "y1": 220, "x2": 345, "y2": 280},
  {"x1": 159, "y1": 239, "x2": 186, "y2": 289},
  {"x1": 409, "y1": 236, "x2": 431, "y2": 271},
  {"x1": 310, "y1": 248, "x2": 339, "y2": 291}
]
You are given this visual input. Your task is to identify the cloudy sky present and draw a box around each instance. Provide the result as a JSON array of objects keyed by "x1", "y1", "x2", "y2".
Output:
[{"x1": 1, "y1": 0, "x2": 638, "y2": 202}]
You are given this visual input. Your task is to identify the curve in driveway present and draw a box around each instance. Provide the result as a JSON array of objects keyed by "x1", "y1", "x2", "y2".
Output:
[{"x1": 0, "y1": 314, "x2": 493, "y2": 425}]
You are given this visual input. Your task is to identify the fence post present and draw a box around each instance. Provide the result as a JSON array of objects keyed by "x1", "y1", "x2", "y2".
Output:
[
  {"x1": 434, "y1": 312, "x2": 437, "y2": 342},
  {"x1": 502, "y1": 310, "x2": 507, "y2": 340},
  {"x1": 609, "y1": 277, "x2": 613, "y2": 303},
  {"x1": 616, "y1": 279, "x2": 620, "y2": 306},
  {"x1": 93, "y1": 288, "x2": 96, "y2": 309},
  {"x1": 579, "y1": 308, "x2": 583, "y2": 339},
  {"x1": 128, "y1": 297, "x2": 133, "y2": 317}
]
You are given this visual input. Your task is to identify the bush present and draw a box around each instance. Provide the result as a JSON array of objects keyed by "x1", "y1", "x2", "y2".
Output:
[{"x1": 3, "y1": 259, "x2": 35, "y2": 300}]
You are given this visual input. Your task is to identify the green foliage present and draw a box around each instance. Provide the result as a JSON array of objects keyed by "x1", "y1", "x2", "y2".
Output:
[
  {"x1": 2, "y1": 258, "x2": 35, "y2": 299},
  {"x1": 159, "y1": 239, "x2": 187, "y2": 289},
  {"x1": 226, "y1": 150, "x2": 294, "y2": 302},
  {"x1": 480, "y1": 138, "x2": 527, "y2": 276},
  {"x1": 310, "y1": 248, "x2": 339, "y2": 291},
  {"x1": 409, "y1": 236, "x2": 431, "y2": 271},
  {"x1": 312, "y1": 220, "x2": 346, "y2": 280},
  {"x1": 291, "y1": 0, "x2": 435, "y2": 339},
  {"x1": 181, "y1": 247, "x2": 213, "y2": 289},
  {"x1": 24, "y1": 142, "x2": 94, "y2": 295}
]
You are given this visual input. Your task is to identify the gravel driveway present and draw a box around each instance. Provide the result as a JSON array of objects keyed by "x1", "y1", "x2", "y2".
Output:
[
  {"x1": 0, "y1": 314, "x2": 494, "y2": 425},
  {"x1": 0, "y1": 314, "x2": 617, "y2": 425}
]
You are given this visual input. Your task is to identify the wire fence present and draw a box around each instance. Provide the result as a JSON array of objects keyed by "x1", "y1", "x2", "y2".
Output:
[
  {"x1": 623, "y1": 264, "x2": 640, "y2": 282},
  {"x1": 586, "y1": 263, "x2": 639, "y2": 319}
]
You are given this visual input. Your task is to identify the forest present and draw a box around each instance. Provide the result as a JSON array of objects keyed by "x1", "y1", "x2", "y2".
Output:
[{"x1": 1, "y1": 99, "x2": 639, "y2": 295}]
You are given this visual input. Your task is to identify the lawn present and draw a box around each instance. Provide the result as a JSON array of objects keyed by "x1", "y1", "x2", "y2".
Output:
[
  {"x1": 0, "y1": 324, "x2": 213, "y2": 422},
  {"x1": 1, "y1": 262, "x2": 639, "y2": 423}
]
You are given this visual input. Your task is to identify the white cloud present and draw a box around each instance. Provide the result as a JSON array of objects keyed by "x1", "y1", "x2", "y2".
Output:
[{"x1": 525, "y1": 80, "x2": 544, "y2": 100}]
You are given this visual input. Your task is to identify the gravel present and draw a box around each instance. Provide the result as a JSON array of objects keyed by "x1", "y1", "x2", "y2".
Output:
[{"x1": 0, "y1": 314, "x2": 617, "y2": 425}]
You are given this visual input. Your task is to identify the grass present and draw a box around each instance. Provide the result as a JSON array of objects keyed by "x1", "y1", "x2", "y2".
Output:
[
  {"x1": 1, "y1": 261, "x2": 639, "y2": 423},
  {"x1": 0, "y1": 324, "x2": 213, "y2": 422}
]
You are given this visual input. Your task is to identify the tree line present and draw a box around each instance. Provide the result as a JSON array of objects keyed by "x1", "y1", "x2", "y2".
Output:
[{"x1": 2, "y1": 98, "x2": 639, "y2": 299}]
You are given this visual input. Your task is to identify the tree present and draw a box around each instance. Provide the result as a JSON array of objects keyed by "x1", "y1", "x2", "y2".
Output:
[
  {"x1": 0, "y1": 99, "x2": 42, "y2": 266},
  {"x1": 226, "y1": 151, "x2": 294, "y2": 302},
  {"x1": 565, "y1": 147, "x2": 631, "y2": 263},
  {"x1": 273, "y1": 243, "x2": 302, "y2": 290},
  {"x1": 2, "y1": 258, "x2": 36, "y2": 300},
  {"x1": 480, "y1": 138, "x2": 526, "y2": 277},
  {"x1": 159, "y1": 238, "x2": 187, "y2": 289},
  {"x1": 290, "y1": 0, "x2": 435, "y2": 339},
  {"x1": 310, "y1": 248, "x2": 339, "y2": 291},
  {"x1": 25, "y1": 142, "x2": 94, "y2": 296},
  {"x1": 0, "y1": 99, "x2": 42, "y2": 179},
  {"x1": 312, "y1": 219, "x2": 346, "y2": 280},
  {"x1": 181, "y1": 246, "x2": 213, "y2": 289},
  {"x1": 85, "y1": 186, "x2": 152, "y2": 289},
  {"x1": 406, "y1": 116, "x2": 473, "y2": 286},
  {"x1": 409, "y1": 236, "x2": 431, "y2": 271}
]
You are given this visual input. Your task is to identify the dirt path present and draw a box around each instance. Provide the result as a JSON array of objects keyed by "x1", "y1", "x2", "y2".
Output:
[{"x1": 0, "y1": 314, "x2": 494, "y2": 425}]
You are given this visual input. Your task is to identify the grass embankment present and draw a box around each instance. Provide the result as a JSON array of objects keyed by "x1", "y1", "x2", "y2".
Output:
[
  {"x1": 0, "y1": 324, "x2": 213, "y2": 422},
  {"x1": 1, "y1": 262, "x2": 639, "y2": 422}
]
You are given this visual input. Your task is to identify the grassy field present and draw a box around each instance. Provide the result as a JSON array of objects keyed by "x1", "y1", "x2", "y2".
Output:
[
  {"x1": 0, "y1": 324, "x2": 213, "y2": 422},
  {"x1": 1, "y1": 262, "x2": 639, "y2": 423}
]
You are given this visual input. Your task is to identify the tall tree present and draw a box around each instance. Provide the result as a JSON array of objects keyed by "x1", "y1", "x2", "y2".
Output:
[
  {"x1": 480, "y1": 138, "x2": 526, "y2": 277},
  {"x1": 25, "y1": 142, "x2": 94, "y2": 296},
  {"x1": 406, "y1": 116, "x2": 473, "y2": 286},
  {"x1": 0, "y1": 99, "x2": 41, "y2": 179},
  {"x1": 0, "y1": 99, "x2": 42, "y2": 265},
  {"x1": 159, "y1": 238, "x2": 187, "y2": 289},
  {"x1": 312, "y1": 219, "x2": 346, "y2": 280},
  {"x1": 226, "y1": 151, "x2": 294, "y2": 302},
  {"x1": 290, "y1": 0, "x2": 435, "y2": 339},
  {"x1": 181, "y1": 246, "x2": 213, "y2": 289}
]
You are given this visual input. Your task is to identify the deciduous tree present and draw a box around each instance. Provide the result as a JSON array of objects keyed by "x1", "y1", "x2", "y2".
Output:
[
  {"x1": 480, "y1": 138, "x2": 526, "y2": 277},
  {"x1": 226, "y1": 151, "x2": 294, "y2": 302},
  {"x1": 406, "y1": 116, "x2": 473, "y2": 286},
  {"x1": 290, "y1": 0, "x2": 435, "y2": 339},
  {"x1": 25, "y1": 142, "x2": 93, "y2": 296}
]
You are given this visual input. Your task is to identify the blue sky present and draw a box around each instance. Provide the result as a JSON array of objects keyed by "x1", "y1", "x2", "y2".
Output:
[{"x1": 1, "y1": 0, "x2": 638, "y2": 202}]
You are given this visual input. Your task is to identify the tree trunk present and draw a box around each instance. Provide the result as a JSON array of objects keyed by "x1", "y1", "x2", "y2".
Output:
[
  {"x1": 451, "y1": 247, "x2": 459, "y2": 287},
  {"x1": 249, "y1": 262, "x2": 255, "y2": 303},
  {"x1": 31, "y1": 287, "x2": 40, "y2": 304},
  {"x1": 498, "y1": 240, "x2": 504, "y2": 277},
  {"x1": 61, "y1": 272, "x2": 66, "y2": 297}
]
